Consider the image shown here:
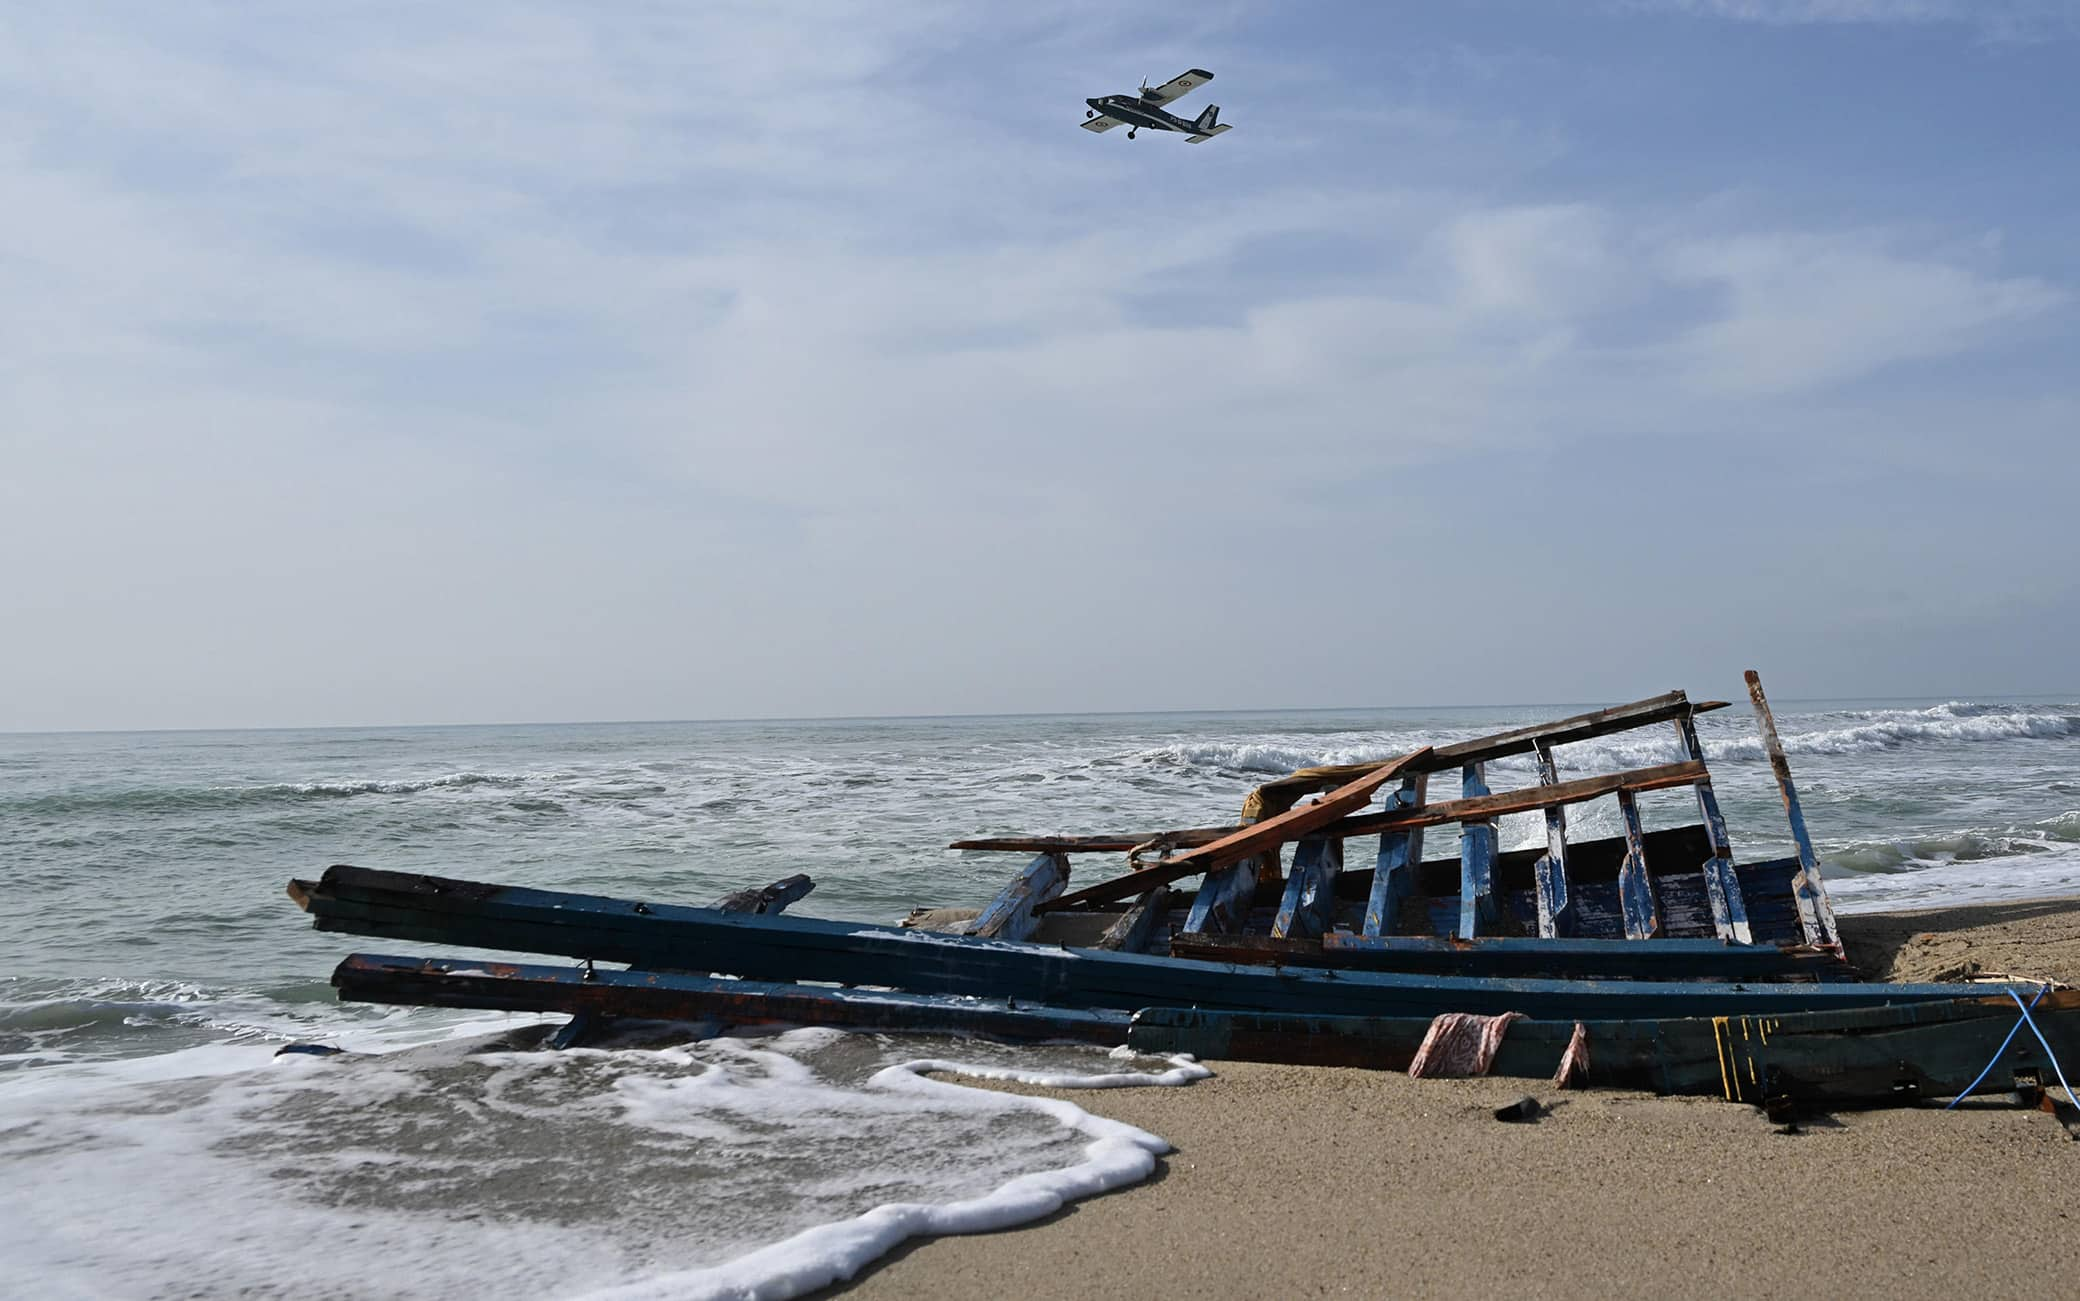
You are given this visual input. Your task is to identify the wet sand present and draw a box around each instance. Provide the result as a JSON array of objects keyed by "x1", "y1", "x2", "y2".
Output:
[{"x1": 835, "y1": 897, "x2": 2080, "y2": 1298}]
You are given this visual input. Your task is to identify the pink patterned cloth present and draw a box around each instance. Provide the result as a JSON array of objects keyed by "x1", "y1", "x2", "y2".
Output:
[
  {"x1": 1553, "y1": 1020, "x2": 1591, "y2": 1088},
  {"x1": 1407, "y1": 1011, "x2": 1527, "y2": 1078}
]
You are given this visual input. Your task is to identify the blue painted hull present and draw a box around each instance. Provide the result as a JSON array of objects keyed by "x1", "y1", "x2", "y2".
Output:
[
  {"x1": 291, "y1": 867, "x2": 2022, "y2": 1021},
  {"x1": 333, "y1": 952, "x2": 1132, "y2": 1044},
  {"x1": 1129, "y1": 993, "x2": 2080, "y2": 1103}
]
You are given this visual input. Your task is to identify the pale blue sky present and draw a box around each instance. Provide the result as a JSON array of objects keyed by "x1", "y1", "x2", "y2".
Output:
[{"x1": 3, "y1": 1, "x2": 2075, "y2": 729}]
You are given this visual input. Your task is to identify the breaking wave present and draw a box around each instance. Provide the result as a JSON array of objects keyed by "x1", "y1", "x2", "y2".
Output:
[
  {"x1": 3, "y1": 772, "x2": 544, "y2": 816},
  {"x1": 1824, "y1": 810, "x2": 2080, "y2": 875},
  {"x1": 1134, "y1": 741, "x2": 1411, "y2": 776},
  {"x1": 1132, "y1": 702, "x2": 2080, "y2": 778}
]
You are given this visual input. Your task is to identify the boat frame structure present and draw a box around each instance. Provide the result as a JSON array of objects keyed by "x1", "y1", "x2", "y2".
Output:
[{"x1": 285, "y1": 671, "x2": 2080, "y2": 1106}]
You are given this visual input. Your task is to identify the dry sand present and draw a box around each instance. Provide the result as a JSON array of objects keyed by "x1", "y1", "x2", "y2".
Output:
[{"x1": 832, "y1": 898, "x2": 2080, "y2": 1299}]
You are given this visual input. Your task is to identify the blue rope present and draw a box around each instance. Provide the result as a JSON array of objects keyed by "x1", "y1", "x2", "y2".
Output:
[
  {"x1": 2003, "y1": 987, "x2": 2080, "y2": 1109},
  {"x1": 1944, "y1": 984, "x2": 2074, "y2": 1110}
]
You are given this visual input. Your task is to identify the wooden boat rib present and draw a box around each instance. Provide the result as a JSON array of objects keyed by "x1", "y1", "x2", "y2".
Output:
[{"x1": 948, "y1": 675, "x2": 1835, "y2": 960}]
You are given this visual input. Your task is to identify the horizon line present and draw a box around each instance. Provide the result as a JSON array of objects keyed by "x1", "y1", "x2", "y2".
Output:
[{"x1": 5, "y1": 689, "x2": 2077, "y2": 738}]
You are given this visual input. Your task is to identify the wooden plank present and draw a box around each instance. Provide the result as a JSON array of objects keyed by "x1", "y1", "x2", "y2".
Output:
[
  {"x1": 1167, "y1": 931, "x2": 1855, "y2": 981},
  {"x1": 1127, "y1": 992, "x2": 2080, "y2": 1103},
  {"x1": 1458, "y1": 762, "x2": 1499, "y2": 938},
  {"x1": 1184, "y1": 858, "x2": 1260, "y2": 935},
  {"x1": 956, "y1": 693, "x2": 1729, "y2": 857},
  {"x1": 1095, "y1": 885, "x2": 1173, "y2": 953},
  {"x1": 1363, "y1": 775, "x2": 1426, "y2": 937},
  {"x1": 1324, "y1": 760, "x2": 1709, "y2": 840},
  {"x1": 1041, "y1": 748, "x2": 1430, "y2": 912},
  {"x1": 969, "y1": 853, "x2": 1068, "y2": 941},
  {"x1": 336, "y1": 954, "x2": 1132, "y2": 1046},
  {"x1": 1532, "y1": 742, "x2": 1574, "y2": 938},
  {"x1": 1675, "y1": 715, "x2": 1751, "y2": 944},
  {"x1": 558, "y1": 873, "x2": 819, "y2": 1047},
  {"x1": 950, "y1": 831, "x2": 1226, "y2": 853},
  {"x1": 959, "y1": 760, "x2": 1706, "y2": 861},
  {"x1": 1615, "y1": 789, "x2": 1661, "y2": 939},
  {"x1": 1419, "y1": 691, "x2": 1725, "y2": 771},
  {"x1": 1746, "y1": 669, "x2": 1839, "y2": 948},
  {"x1": 296, "y1": 865, "x2": 2007, "y2": 1022},
  {"x1": 1271, "y1": 835, "x2": 1342, "y2": 940}
]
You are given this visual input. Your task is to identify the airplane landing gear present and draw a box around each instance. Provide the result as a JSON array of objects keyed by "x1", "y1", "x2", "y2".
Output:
[
  {"x1": 1086, "y1": 109, "x2": 1095, "y2": 118},
  {"x1": 1127, "y1": 128, "x2": 1137, "y2": 139}
]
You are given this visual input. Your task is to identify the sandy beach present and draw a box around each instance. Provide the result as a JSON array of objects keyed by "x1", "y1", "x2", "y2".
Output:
[{"x1": 836, "y1": 898, "x2": 2080, "y2": 1298}]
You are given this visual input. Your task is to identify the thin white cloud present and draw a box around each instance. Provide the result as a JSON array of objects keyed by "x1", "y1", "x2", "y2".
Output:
[
  {"x1": 1618, "y1": 0, "x2": 2080, "y2": 36},
  {"x1": 0, "y1": 4, "x2": 2073, "y2": 726}
]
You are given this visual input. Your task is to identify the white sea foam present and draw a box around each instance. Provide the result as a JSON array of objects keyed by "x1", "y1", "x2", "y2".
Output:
[
  {"x1": 0, "y1": 1025, "x2": 1205, "y2": 1300},
  {"x1": 584, "y1": 1048, "x2": 1208, "y2": 1300},
  {"x1": 1829, "y1": 841, "x2": 2080, "y2": 912},
  {"x1": 1130, "y1": 702, "x2": 2080, "y2": 780},
  {"x1": 249, "y1": 770, "x2": 551, "y2": 797}
]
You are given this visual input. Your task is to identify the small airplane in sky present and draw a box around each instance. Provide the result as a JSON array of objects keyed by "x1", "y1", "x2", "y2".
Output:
[{"x1": 1082, "y1": 69, "x2": 1232, "y2": 142}]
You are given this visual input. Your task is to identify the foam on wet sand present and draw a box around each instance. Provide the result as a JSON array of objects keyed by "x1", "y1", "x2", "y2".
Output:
[{"x1": 838, "y1": 896, "x2": 2080, "y2": 1299}]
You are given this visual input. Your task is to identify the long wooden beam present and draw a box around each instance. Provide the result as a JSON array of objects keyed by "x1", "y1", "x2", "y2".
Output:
[
  {"x1": 1319, "y1": 759, "x2": 1709, "y2": 840},
  {"x1": 950, "y1": 830, "x2": 1228, "y2": 853},
  {"x1": 957, "y1": 759, "x2": 1712, "y2": 870},
  {"x1": 1038, "y1": 749, "x2": 1431, "y2": 912},
  {"x1": 953, "y1": 692, "x2": 1726, "y2": 856},
  {"x1": 1747, "y1": 669, "x2": 1839, "y2": 948},
  {"x1": 1416, "y1": 693, "x2": 1726, "y2": 772}
]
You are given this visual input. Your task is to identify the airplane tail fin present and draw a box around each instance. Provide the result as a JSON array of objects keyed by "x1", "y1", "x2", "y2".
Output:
[{"x1": 1186, "y1": 105, "x2": 1231, "y2": 143}]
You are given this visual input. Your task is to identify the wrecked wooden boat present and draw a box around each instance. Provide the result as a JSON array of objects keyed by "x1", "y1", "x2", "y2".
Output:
[
  {"x1": 285, "y1": 670, "x2": 2079, "y2": 1102},
  {"x1": 923, "y1": 673, "x2": 1840, "y2": 975}
]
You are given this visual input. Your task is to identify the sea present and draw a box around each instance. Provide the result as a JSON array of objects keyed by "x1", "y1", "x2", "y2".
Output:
[{"x1": 4, "y1": 696, "x2": 2079, "y2": 1297}]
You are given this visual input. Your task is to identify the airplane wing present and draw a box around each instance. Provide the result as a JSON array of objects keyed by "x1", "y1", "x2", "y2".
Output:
[
  {"x1": 1140, "y1": 68, "x2": 1213, "y2": 105},
  {"x1": 1186, "y1": 124, "x2": 1232, "y2": 143},
  {"x1": 1080, "y1": 115, "x2": 1123, "y2": 132}
]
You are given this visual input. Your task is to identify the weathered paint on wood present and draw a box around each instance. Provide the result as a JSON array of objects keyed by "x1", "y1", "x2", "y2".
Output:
[
  {"x1": 963, "y1": 691, "x2": 1731, "y2": 862},
  {"x1": 1364, "y1": 774, "x2": 1426, "y2": 937},
  {"x1": 1746, "y1": 669, "x2": 1840, "y2": 948},
  {"x1": 559, "y1": 873, "x2": 820, "y2": 1048},
  {"x1": 1532, "y1": 742, "x2": 1574, "y2": 939},
  {"x1": 1674, "y1": 715, "x2": 1752, "y2": 944},
  {"x1": 1615, "y1": 788, "x2": 1662, "y2": 939},
  {"x1": 336, "y1": 954, "x2": 1133, "y2": 1045},
  {"x1": 1271, "y1": 835, "x2": 1342, "y2": 940},
  {"x1": 1324, "y1": 760, "x2": 1709, "y2": 841},
  {"x1": 993, "y1": 760, "x2": 1706, "y2": 867},
  {"x1": 969, "y1": 852, "x2": 1068, "y2": 941},
  {"x1": 1127, "y1": 991, "x2": 2080, "y2": 1104},
  {"x1": 1458, "y1": 762, "x2": 1499, "y2": 938},
  {"x1": 294, "y1": 865, "x2": 1993, "y2": 1021},
  {"x1": 950, "y1": 830, "x2": 1228, "y2": 853},
  {"x1": 1419, "y1": 691, "x2": 1726, "y2": 772},
  {"x1": 1096, "y1": 885, "x2": 1172, "y2": 953},
  {"x1": 1184, "y1": 857, "x2": 1260, "y2": 935},
  {"x1": 1168, "y1": 930, "x2": 1853, "y2": 981},
  {"x1": 1042, "y1": 748, "x2": 1430, "y2": 912}
]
